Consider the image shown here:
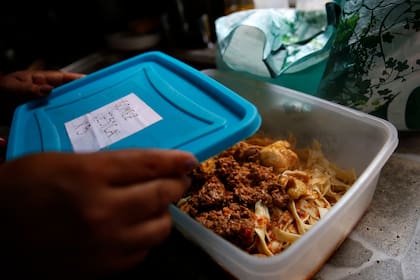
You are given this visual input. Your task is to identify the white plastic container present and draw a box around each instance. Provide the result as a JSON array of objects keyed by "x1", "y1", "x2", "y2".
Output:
[{"x1": 169, "y1": 69, "x2": 399, "y2": 280}]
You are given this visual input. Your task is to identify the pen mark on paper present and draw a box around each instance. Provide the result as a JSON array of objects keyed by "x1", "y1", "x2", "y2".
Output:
[{"x1": 65, "y1": 93, "x2": 162, "y2": 152}]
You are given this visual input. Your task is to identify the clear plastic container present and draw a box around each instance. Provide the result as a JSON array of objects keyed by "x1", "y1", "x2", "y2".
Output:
[{"x1": 169, "y1": 69, "x2": 398, "y2": 280}]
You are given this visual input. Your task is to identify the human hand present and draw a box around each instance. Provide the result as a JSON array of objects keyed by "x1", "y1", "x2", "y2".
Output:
[
  {"x1": 0, "y1": 149, "x2": 198, "y2": 278},
  {"x1": 0, "y1": 70, "x2": 85, "y2": 125},
  {"x1": 0, "y1": 70, "x2": 84, "y2": 101}
]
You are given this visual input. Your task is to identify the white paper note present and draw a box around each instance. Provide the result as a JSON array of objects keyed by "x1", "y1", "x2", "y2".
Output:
[{"x1": 65, "y1": 93, "x2": 162, "y2": 152}]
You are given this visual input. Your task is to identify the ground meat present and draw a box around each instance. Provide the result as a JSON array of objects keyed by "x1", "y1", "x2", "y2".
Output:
[
  {"x1": 185, "y1": 176, "x2": 225, "y2": 216},
  {"x1": 233, "y1": 184, "x2": 268, "y2": 207},
  {"x1": 271, "y1": 188, "x2": 290, "y2": 209},
  {"x1": 245, "y1": 163, "x2": 277, "y2": 183},
  {"x1": 231, "y1": 162, "x2": 288, "y2": 209},
  {"x1": 195, "y1": 203, "x2": 256, "y2": 249},
  {"x1": 215, "y1": 156, "x2": 243, "y2": 186},
  {"x1": 196, "y1": 176, "x2": 226, "y2": 208},
  {"x1": 179, "y1": 139, "x2": 291, "y2": 253}
]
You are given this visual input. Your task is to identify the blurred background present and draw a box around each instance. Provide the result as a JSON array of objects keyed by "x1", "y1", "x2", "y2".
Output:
[
  {"x1": 0, "y1": 0, "x2": 324, "y2": 74},
  {"x1": 0, "y1": 0, "x2": 225, "y2": 73}
]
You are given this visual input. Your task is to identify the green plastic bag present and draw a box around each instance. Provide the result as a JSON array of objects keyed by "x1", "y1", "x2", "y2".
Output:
[{"x1": 318, "y1": 0, "x2": 420, "y2": 131}]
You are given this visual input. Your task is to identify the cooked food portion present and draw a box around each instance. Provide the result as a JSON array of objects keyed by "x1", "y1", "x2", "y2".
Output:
[{"x1": 177, "y1": 135, "x2": 356, "y2": 256}]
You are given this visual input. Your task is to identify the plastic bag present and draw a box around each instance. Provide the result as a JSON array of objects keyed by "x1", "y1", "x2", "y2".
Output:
[
  {"x1": 215, "y1": 1, "x2": 341, "y2": 95},
  {"x1": 318, "y1": 0, "x2": 420, "y2": 131}
]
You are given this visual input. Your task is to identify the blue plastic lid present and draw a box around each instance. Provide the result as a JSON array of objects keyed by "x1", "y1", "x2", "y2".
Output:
[{"x1": 6, "y1": 51, "x2": 261, "y2": 162}]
